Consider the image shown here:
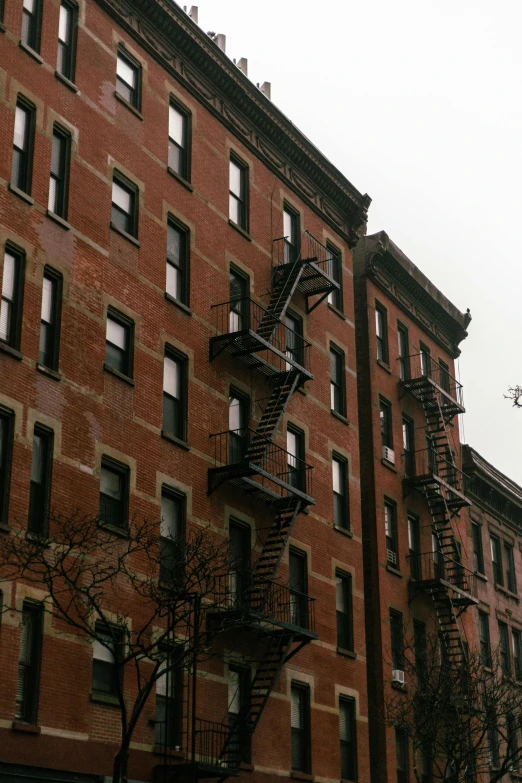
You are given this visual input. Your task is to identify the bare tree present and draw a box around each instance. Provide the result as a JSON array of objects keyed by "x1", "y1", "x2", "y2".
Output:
[
  {"x1": 385, "y1": 631, "x2": 522, "y2": 782},
  {"x1": 0, "y1": 511, "x2": 231, "y2": 783},
  {"x1": 505, "y1": 386, "x2": 522, "y2": 408}
]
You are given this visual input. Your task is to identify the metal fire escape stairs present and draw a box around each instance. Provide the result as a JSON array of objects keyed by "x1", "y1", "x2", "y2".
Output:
[{"x1": 402, "y1": 371, "x2": 476, "y2": 665}]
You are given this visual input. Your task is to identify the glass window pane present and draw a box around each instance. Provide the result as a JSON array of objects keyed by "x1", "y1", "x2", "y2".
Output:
[
  {"x1": 117, "y1": 55, "x2": 136, "y2": 88},
  {"x1": 106, "y1": 317, "x2": 126, "y2": 349},
  {"x1": 332, "y1": 459, "x2": 342, "y2": 494},
  {"x1": 167, "y1": 224, "x2": 181, "y2": 264},
  {"x1": 161, "y1": 494, "x2": 181, "y2": 539},
  {"x1": 284, "y1": 210, "x2": 294, "y2": 244},
  {"x1": 93, "y1": 636, "x2": 115, "y2": 663},
  {"x1": 291, "y1": 688, "x2": 301, "y2": 728},
  {"x1": 287, "y1": 431, "x2": 297, "y2": 459},
  {"x1": 23, "y1": 0, "x2": 35, "y2": 11},
  {"x1": 229, "y1": 160, "x2": 241, "y2": 197},
  {"x1": 31, "y1": 434, "x2": 43, "y2": 483},
  {"x1": 41, "y1": 277, "x2": 53, "y2": 323},
  {"x1": 228, "y1": 668, "x2": 241, "y2": 714},
  {"x1": 101, "y1": 467, "x2": 121, "y2": 499},
  {"x1": 51, "y1": 133, "x2": 63, "y2": 176},
  {"x1": 336, "y1": 576, "x2": 346, "y2": 612},
  {"x1": 14, "y1": 107, "x2": 27, "y2": 151},
  {"x1": 112, "y1": 181, "x2": 131, "y2": 214},
  {"x1": 0, "y1": 301, "x2": 10, "y2": 341},
  {"x1": 229, "y1": 396, "x2": 242, "y2": 431},
  {"x1": 169, "y1": 105, "x2": 184, "y2": 145},
  {"x1": 59, "y1": 4, "x2": 70, "y2": 41},
  {"x1": 229, "y1": 194, "x2": 239, "y2": 224},
  {"x1": 164, "y1": 356, "x2": 180, "y2": 398},
  {"x1": 2, "y1": 253, "x2": 15, "y2": 299},
  {"x1": 166, "y1": 263, "x2": 179, "y2": 299}
]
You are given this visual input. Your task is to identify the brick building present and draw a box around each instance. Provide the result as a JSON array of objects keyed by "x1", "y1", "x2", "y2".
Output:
[
  {"x1": 353, "y1": 232, "x2": 474, "y2": 783},
  {"x1": 0, "y1": 0, "x2": 371, "y2": 782}
]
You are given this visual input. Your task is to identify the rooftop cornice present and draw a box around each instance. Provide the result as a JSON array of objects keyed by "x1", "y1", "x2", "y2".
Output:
[
  {"x1": 95, "y1": 0, "x2": 371, "y2": 245},
  {"x1": 462, "y1": 445, "x2": 522, "y2": 508}
]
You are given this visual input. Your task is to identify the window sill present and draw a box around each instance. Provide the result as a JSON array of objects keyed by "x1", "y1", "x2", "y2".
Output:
[
  {"x1": 0, "y1": 522, "x2": 12, "y2": 534},
  {"x1": 98, "y1": 521, "x2": 129, "y2": 539},
  {"x1": 331, "y1": 410, "x2": 349, "y2": 425},
  {"x1": 0, "y1": 341, "x2": 23, "y2": 360},
  {"x1": 476, "y1": 572, "x2": 488, "y2": 583},
  {"x1": 110, "y1": 221, "x2": 140, "y2": 248},
  {"x1": 391, "y1": 681, "x2": 408, "y2": 693},
  {"x1": 19, "y1": 41, "x2": 43, "y2": 63},
  {"x1": 46, "y1": 209, "x2": 71, "y2": 230},
  {"x1": 228, "y1": 219, "x2": 252, "y2": 242},
  {"x1": 381, "y1": 458, "x2": 398, "y2": 473},
  {"x1": 239, "y1": 763, "x2": 254, "y2": 772},
  {"x1": 0, "y1": 22, "x2": 6, "y2": 33},
  {"x1": 36, "y1": 363, "x2": 61, "y2": 381},
  {"x1": 114, "y1": 90, "x2": 143, "y2": 120},
  {"x1": 103, "y1": 362, "x2": 135, "y2": 386},
  {"x1": 291, "y1": 772, "x2": 314, "y2": 782},
  {"x1": 12, "y1": 721, "x2": 41, "y2": 734},
  {"x1": 327, "y1": 303, "x2": 346, "y2": 320},
  {"x1": 333, "y1": 524, "x2": 352, "y2": 538},
  {"x1": 25, "y1": 531, "x2": 49, "y2": 545},
  {"x1": 337, "y1": 647, "x2": 356, "y2": 659},
  {"x1": 90, "y1": 691, "x2": 121, "y2": 707},
  {"x1": 495, "y1": 583, "x2": 519, "y2": 601},
  {"x1": 161, "y1": 431, "x2": 190, "y2": 451},
  {"x1": 54, "y1": 70, "x2": 78, "y2": 92},
  {"x1": 164, "y1": 292, "x2": 192, "y2": 316},
  {"x1": 167, "y1": 167, "x2": 193, "y2": 192},
  {"x1": 376, "y1": 359, "x2": 392, "y2": 374},
  {"x1": 8, "y1": 182, "x2": 34, "y2": 206},
  {"x1": 386, "y1": 564, "x2": 402, "y2": 578},
  {"x1": 153, "y1": 745, "x2": 185, "y2": 757}
]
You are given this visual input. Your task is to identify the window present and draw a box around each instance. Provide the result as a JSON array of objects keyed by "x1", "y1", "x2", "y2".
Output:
[
  {"x1": 330, "y1": 345, "x2": 346, "y2": 416},
  {"x1": 38, "y1": 268, "x2": 62, "y2": 370},
  {"x1": 160, "y1": 489, "x2": 184, "y2": 584},
  {"x1": 28, "y1": 426, "x2": 53, "y2": 535},
  {"x1": 116, "y1": 49, "x2": 140, "y2": 109},
  {"x1": 395, "y1": 729, "x2": 408, "y2": 783},
  {"x1": 327, "y1": 243, "x2": 343, "y2": 311},
  {"x1": 168, "y1": 101, "x2": 190, "y2": 179},
  {"x1": 229, "y1": 521, "x2": 250, "y2": 605},
  {"x1": 21, "y1": 0, "x2": 41, "y2": 51},
  {"x1": 385, "y1": 501, "x2": 398, "y2": 566},
  {"x1": 488, "y1": 716, "x2": 500, "y2": 769},
  {"x1": 105, "y1": 309, "x2": 133, "y2": 378},
  {"x1": 228, "y1": 665, "x2": 251, "y2": 763},
  {"x1": 229, "y1": 156, "x2": 248, "y2": 231},
  {"x1": 512, "y1": 629, "x2": 522, "y2": 680},
  {"x1": 471, "y1": 522, "x2": 484, "y2": 574},
  {"x1": 228, "y1": 391, "x2": 249, "y2": 463},
  {"x1": 336, "y1": 571, "x2": 353, "y2": 652},
  {"x1": 490, "y1": 535, "x2": 503, "y2": 586},
  {"x1": 0, "y1": 409, "x2": 14, "y2": 525},
  {"x1": 229, "y1": 267, "x2": 249, "y2": 332},
  {"x1": 289, "y1": 549, "x2": 308, "y2": 629},
  {"x1": 332, "y1": 455, "x2": 349, "y2": 530},
  {"x1": 375, "y1": 303, "x2": 388, "y2": 364},
  {"x1": 291, "y1": 683, "x2": 311, "y2": 773},
  {"x1": 419, "y1": 343, "x2": 431, "y2": 377},
  {"x1": 92, "y1": 625, "x2": 122, "y2": 695},
  {"x1": 402, "y1": 416, "x2": 414, "y2": 477},
  {"x1": 438, "y1": 358, "x2": 450, "y2": 394},
  {"x1": 11, "y1": 99, "x2": 35, "y2": 194},
  {"x1": 339, "y1": 697, "x2": 357, "y2": 781},
  {"x1": 499, "y1": 621, "x2": 510, "y2": 675},
  {"x1": 505, "y1": 542, "x2": 517, "y2": 593},
  {"x1": 16, "y1": 601, "x2": 43, "y2": 723},
  {"x1": 111, "y1": 174, "x2": 138, "y2": 238},
  {"x1": 407, "y1": 514, "x2": 420, "y2": 580},
  {"x1": 285, "y1": 311, "x2": 304, "y2": 368},
  {"x1": 48, "y1": 126, "x2": 70, "y2": 218},
  {"x1": 1, "y1": 246, "x2": 25, "y2": 349},
  {"x1": 156, "y1": 649, "x2": 183, "y2": 749},
  {"x1": 390, "y1": 611, "x2": 403, "y2": 672},
  {"x1": 166, "y1": 220, "x2": 189, "y2": 305},
  {"x1": 380, "y1": 399, "x2": 393, "y2": 449},
  {"x1": 57, "y1": 0, "x2": 77, "y2": 81},
  {"x1": 163, "y1": 350, "x2": 187, "y2": 442},
  {"x1": 507, "y1": 713, "x2": 519, "y2": 770},
  {"x1": 99, "y1": 458, "x2": 129, "y2": 529},
  {"x1": 478, "y1": 611, "x2": 492, "y2": 668},
  {"x1": 413, "y1": 621, "x2": 427, "y2": 688},
  {"x1": 283, "y1": 205, "x2": 299, "y2": 264},
  {"x1": 287, "y1": 426, "x2": 305, "y2": 492},
  {"x1": 397, "y1": 323, "x2": 409, "y2": 381}
]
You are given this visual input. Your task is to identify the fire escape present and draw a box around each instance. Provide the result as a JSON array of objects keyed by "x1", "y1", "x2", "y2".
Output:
[
  {"x1": 154, "y1": 232, "x2": 338, "y2": 782},
  {"x1": 401, "y1": 354, "x2": 478, "y2": 665}
]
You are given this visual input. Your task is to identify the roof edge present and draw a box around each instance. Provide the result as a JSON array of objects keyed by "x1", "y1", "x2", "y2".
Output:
[{"x1": 462, "y1": 444, "x2": 522, "y2": 507}]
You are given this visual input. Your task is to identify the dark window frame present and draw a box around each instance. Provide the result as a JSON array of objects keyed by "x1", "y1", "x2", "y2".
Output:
[
  {"x1": 99, "y1": 456, "x2": 130, "y2": 530},
  {"x1": 330, "y1": 344, "x2": 346, "y2": 416},
  {"x1": 21, "y1": 0, "x2": 42, "y2": 53},
  {"x1": 283, "y1": 203, "x2": 300, "y2": 265},
  {"x1": 339, "y1": 696, "x2": 357, "y2": 781},
  {"x1": 28, "y1": 424, "x2": 53, "y2": 536},
  {"x1": 490, "y1": 534, "x2": 503, "y2": 586},
  {"x1": 407, "y1": 513, "x2": 421, "y2": 580},
  {"x1": 229, "y1": 519, "x2": 251, "y2": 605},
  {"x1": 289, "y1": 548, "x2": 308, "y2": 630},
  {"x1": 166, "y1": 217, "x2": 190, "y2": 306},
  {"x1": 0, "y1": 407, "x2": 15, "y2": 527},
  {"x1": 229, "y1": 266, "x2": 249, "y2": 333},
  {"x1": 419, "y1": 342, "x2": 431, "y2": 377},
  {"x1": 92, "y1": 622, "x2": 123, "y2": 695},
  {"x1": 229, "y1": 153, "x2": 249, "y2": 232},
  {"x1": 413, "y1": 620, "x2": 427, "y2": 689},
  {"x1": 111, "y1": 171, "x2": 139, "y2": 239},
  {"x1": 1, "y1": 243, "x2": 26, "y2": 350},
  {"x1": 471, "y1": 521, "x2": 484, "y2": 575},
  {"x1": 163, "y1": 347, "x2": 188, "y2": 443},
  {"x1": 115, "y1": 47, "x2": 141, "y2": 110},
  {"x1": 380, "y1": 398, "x2": 393, "y2": 450},
  {"x1": 228, "y1": 388, "x2": 249, "y2": 464},
  {"x1": 438, "y1": 357, "x2": 451, "y2": 394},
  {"x1": 168, "y1": 98, "x2": 191, "y2": 181},
  {"x1": 155, "y1": 644, "x2": 184, "y2": 749},
  {"x1": 499, "y1": 620, "x2": 510, "y2": 675},
  {"x1": 336, "y1": 570, "x2": 354, "y2": 653},
  {"x1": 285, "y1": 309, "x2": 304, "y2": 368},
  {"x1": 56, "y1": 0, "x2": 78, "y2": 81},
  {"x1": 478, "y1": 610, "x2": 492, "y2": 668},
  {"x1": 397, "y1": 322, "x2": 410, "y2": 381},
  {"x1": 160, "y1": 486, "x2": 186, "y2": 586},
  {"x1": 105, "y1": 307, "x2": 134, "y2": 379},
  {"x1": 38, "y1": 266, "x2": 63, "y2": 370},
  {"x1": 332, "y1": 453, "x2": 350, "y2": 531},
  {"x1": 504, "y1": 542, "x2": 517, "y2": 594},
  {"x1": 402, "y1": 415, "x2": 414, "y2": 477},
  {"x1": 327, "y1": 242, "x2": 343, "y2": 312},
  {"x1": 11, "y1": 97, "x2": 35, "y2": 195},
  {"x1": 390, "y1": 610, "x2": 404, "y2": 672},
  {"x1": 512, "y1": 628, "x2": 522, "y2": 681},
  {"x1": 16, "y1": 600, "x2": 43, "y2": 724},
  {"x1": 395, "y1": 727, "x2": 409, "y2": 783},
  {"x1": 384, "y1": 499, "x2": 398, "y2": 567},
  {"x1": 228, "y1": 663, "x2": 252, "y2": 764},
  {"x1": 48, "y1": 124, "x2": 71, "y2": 219},
  {"x1": 291, "y1": 681, "x2": 311, "y2": 773},
  {"x1": 287, "y1": 424, "x2": 306, "y2": 493},
  {"x1": 375, "y1": 302, "x2": 389, "y2": 364}
]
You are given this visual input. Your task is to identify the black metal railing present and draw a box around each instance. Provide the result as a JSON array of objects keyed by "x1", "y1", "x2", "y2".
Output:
[
  {"x1": 401, "y1": 353, "x2": 464, "y2": 408},
  {"x1": 407, "y1": 551, "x2": 477, "y2": 598},
  {"x1": 273, "y1": 230, "x2": 334, "y2": 277},
  {"x1": 194, "y1": 718, "x2": 234, "y2": 769},
  {"x1": 210, "y1": 571, "x2": 316, "y2": 633},
  {"x1": 210, "y1": 428, "x2": 313, "y2": 497},
  {"x1": 211, "y1": 296, "x2": 311, "y2": 371},
  {"x1": 402, "y1": 449, "x2": 465, "y2": 490}
]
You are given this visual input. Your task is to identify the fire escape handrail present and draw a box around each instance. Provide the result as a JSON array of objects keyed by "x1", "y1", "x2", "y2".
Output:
[
  {"x1": 400, "y1": 352, "x2": 464, "y2": 407},
  {"x1": 406, "y1": 550, "x2": 478, "y2": 599},
  {"x1": 402, "y1": 448, "x2": 468, "y2": 489},
  {"x1": 272, "y1": 230, "x2": 336, "y2": 276}
]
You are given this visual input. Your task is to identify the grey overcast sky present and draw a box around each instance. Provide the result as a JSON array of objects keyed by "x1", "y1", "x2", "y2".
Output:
[{"x1": 197, "y1": 0, "x2": 521, "y2": 483}]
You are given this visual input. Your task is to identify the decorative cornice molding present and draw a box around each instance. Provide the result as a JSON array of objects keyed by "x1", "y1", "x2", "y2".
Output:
[{"x1": 95, "y1": 0, "x2": 371, "y2": 246}]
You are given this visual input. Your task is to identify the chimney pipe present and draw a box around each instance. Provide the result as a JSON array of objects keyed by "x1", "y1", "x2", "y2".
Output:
[
  {"x1": 236, "y1": 57, "x2": 248, "y2": 76},
  {"x1": 215, "y1": 33, "x2": 226, "y2": 53},
  {"x1": 259, "y1": 81, "x2": 271, "y2": 100}
]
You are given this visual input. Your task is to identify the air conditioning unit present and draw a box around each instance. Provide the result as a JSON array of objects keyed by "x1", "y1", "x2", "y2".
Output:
[
  {"x1": 387, "y1": 549, "x2": 397, "y2": 565},
  {"x1": 382, "y1": 446, "x2": 395, "y2": 464},
  {"x1": 392, "y1": 669, "x2": 405, "y2": 685}
]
